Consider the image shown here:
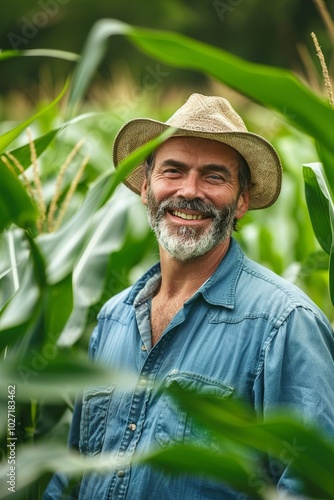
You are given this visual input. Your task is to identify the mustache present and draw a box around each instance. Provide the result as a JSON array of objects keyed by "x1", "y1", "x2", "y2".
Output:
[{"x1": 157, "y1": 197, "x2": 219, "y2": 218}]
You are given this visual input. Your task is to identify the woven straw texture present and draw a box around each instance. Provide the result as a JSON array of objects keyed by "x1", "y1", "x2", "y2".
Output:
[{"x1": 113, "y1": 94, "x2": 282, "y2": 210}]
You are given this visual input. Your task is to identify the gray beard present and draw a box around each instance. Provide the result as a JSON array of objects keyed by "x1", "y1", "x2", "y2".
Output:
[{"x1": 146, "y1": 189, "x2": 237, "y2": 262}]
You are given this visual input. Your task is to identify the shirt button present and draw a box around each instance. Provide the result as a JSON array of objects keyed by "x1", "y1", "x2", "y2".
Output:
[
  {"x1": 128, "y1": 423, "x2": 137, "y2": 431},
  {"x1": 141, "y1": 345, "x2": 147, "y2": 351},
  {"x1": 117, "y1": 470, "x2": 125, "y2": 478},
  {"x1": 139, "y1": 378, "x2": 147, "y2": 387}
]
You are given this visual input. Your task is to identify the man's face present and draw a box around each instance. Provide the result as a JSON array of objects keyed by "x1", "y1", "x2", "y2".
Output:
[{"x1": 141, "y1": 136, "x2": 249, "y2": 262}]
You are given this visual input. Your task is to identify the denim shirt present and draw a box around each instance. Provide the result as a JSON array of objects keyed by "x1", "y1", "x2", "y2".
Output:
[{"x1": 44, "y1": 238, "x2": 334, "y2": 499}]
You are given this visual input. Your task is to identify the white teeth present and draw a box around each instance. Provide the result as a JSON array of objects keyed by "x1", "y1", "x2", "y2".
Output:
[{"x1": 172, "y1": 210, "x2": 206, "y2": 220}]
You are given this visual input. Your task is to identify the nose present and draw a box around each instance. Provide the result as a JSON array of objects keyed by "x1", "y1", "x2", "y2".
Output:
[{"x1": 176, "y1": 171, "x2": 204, "y2": 200}]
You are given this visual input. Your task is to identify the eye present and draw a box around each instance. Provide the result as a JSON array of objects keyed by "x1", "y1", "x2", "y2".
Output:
[
  {"x1": 205, "y1": 173, "x2": 225, "y2": 183},
  {"x1": 163, "y1": 168, "x2": 182, "y2": 177}
]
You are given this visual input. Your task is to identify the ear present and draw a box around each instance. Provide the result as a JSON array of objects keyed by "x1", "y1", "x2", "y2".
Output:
[
  {"x1": 141, "y1": 177, "x2": 148, "y2": 205},
  {"x1": 235, "y1": 190, "x2": 249, "y2": 220}
]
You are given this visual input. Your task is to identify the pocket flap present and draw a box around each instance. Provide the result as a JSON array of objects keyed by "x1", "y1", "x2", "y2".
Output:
[{"x1": 165, "y1": 371, "x2": 234, "y2": 399}]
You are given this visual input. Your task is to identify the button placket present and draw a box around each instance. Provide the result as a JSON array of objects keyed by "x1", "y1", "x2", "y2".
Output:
[{"x1": 112, "y1": 342, "x2": 168, "y2": 498}]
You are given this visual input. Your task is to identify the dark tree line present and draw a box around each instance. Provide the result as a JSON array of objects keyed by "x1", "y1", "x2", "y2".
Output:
[{"x1": 0, "y1": 0, "x2": 332, "y2": 95}]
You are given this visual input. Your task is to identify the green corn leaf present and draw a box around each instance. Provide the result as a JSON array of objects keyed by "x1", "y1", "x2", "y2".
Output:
[
  {"x1": 0, "y1": 79, "x2": 69, "y2": 153},
  {"x1": 0, "y1": 82, "x2": 70, "y2": 231},
  {"x1": 0, "y1": 234, "x2": 71, "y2": 353},
  {"x1": 0, "y1": 112, "x2": 104, "y2": 233},
  {"x1": 67, "y1": 19, "x2": 128, "y2": 115},
  {"x1": 0, "y1": 48, "x2": 79, "y2": 62},
  {"x1": 166, "y1": 385, "x2": 334, "y2": 498},
  {"x1": 0, "y1": 234, "x2": 47, "y2": 353},
  {"x1": 0, "y1": 442, "x2": 128, "y2": 497},
  {"x1": 0, "y1": 352, "x2": 136, "y2": 402},
  {"x1": 0, "y1": 259, "x2": 41, "y2": 352},
  {"x1": 124, "y1": 26, "x2": 334, "y2": 155},
  {"x1": 316, "y1": 142, "x2": 334, "y2": 197},
  {"x1": 303, "y1": 163, "x2": 333, "y2": 255},
  {"x1": 58, "y1": 188, "x2": 134, "y2": 346},
  {"x1": 67, "y1": 19, "x2": 334, "y2": 190},
  {"x1": 141, "y1": 445, "x2": 262, "y2": 498},
  {"x1": 303, "y1": 164, "x2": 334, "y2": 306},
  {"x1": 0, "y1": 163, "x2": 38, "y2": 232},
  {"x1": 76, "y1": 19, "x2": 334, "y2": 154},
  {"x1": 0, "y1": 112, "x2": 99, "y2": 175},
  {"x1": 0, "y1": 129, "x2": 58, "y2": 174}
]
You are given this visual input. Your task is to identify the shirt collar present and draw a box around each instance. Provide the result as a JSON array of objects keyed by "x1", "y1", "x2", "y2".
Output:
[
  {"x1": 125, "y1": 262, "x2": 161, "y2": 305},
  {"x1": 196, "y1": 238, "x2": 244, "y2": 309},
  {"x1": 124, "y1": 238, "x2": 244, "y2": 310}
]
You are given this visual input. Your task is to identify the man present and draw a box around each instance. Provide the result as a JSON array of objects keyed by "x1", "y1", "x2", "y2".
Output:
[{"x1": 45, "y1": 94, "x2": 334, "y2": 498}]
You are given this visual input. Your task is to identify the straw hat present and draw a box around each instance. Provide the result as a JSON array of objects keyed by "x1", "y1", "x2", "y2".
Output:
[{"x1": 113, "y1": 93, "x2": 282, "y2": 210}]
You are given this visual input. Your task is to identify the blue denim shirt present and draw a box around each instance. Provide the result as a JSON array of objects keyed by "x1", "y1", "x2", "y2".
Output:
[{"x1": 44, "y1": 238, "x2": 334, "y2": 499}]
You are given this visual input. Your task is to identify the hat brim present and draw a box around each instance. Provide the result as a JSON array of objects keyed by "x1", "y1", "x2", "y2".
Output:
[{"x1": 113, "y1": 118, "x2": 282, "y2": 210}]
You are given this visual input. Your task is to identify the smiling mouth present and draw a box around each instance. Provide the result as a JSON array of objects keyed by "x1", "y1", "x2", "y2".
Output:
[{"x1": 170, "y1": 210, "x2": 210, "y2": 221}]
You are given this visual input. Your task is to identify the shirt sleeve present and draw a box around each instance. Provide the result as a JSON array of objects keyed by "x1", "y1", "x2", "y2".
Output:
[{"x1": 253, "y1": 305, "x2": 334, "y2": 495}]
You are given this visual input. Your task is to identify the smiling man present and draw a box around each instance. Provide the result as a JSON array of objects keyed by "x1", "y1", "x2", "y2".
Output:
[
  {"x1": 141, "y1": 136, "x2": 249, "y2": 346},
  {"x1": 44, "y1": 94, "x2": 334, "y2": 499},
  {"x1": 144, "y1": 137, "x2": 248, "y2": 262}
]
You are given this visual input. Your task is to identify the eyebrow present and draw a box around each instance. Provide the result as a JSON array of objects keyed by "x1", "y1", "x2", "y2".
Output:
[{"x1": 159, "y1": 159, "x2": 233, "y2": 178}]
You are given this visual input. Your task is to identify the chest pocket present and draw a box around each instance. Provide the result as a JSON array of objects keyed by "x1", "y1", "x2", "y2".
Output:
[
  {"x1": 79, "y1": 385, "x2": 115, "y2": 456},
  {"x1": 155, "y1": 371, "x2": 234, "y2": 453}
]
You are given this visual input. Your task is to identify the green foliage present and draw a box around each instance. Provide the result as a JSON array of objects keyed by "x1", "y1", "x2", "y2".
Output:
[
  {"x1": 0, "y1": 85, "x2": 69, "y2": 233},
  {"x1": 0, "y1": 80, "x2": 69, "y2": 152},
  {"x1": 0, "y1": 163, "x2": 37, "y2": 233},
  {"x1": 125, "y1": 25, "x2": 334, "y2": 151},
  {"x1": 303, "y1": 163, "x2": 334, "y2": 303},
  {"x1": 303, "y1": 163, "x2": 332, "y2": 255},
  {"x1": 142, "y1": 388, "x2": 334, "y2": 499},
  {"x1": 0, "y1": 49, "x2": 79, "y2": 63}
]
